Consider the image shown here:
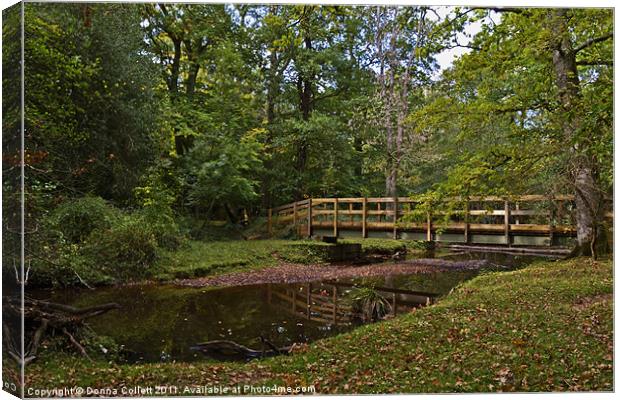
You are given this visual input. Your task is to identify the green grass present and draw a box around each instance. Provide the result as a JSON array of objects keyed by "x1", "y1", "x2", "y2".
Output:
[
  {"x1": 24, "y1": 257, "x2": 612, "y2": 394},
  {"x1": 154, "y1": 239, "x2": 287, "y2": 280},
  {"x1": 154, "y1": 238, "x2": 417, "y2": 280}
]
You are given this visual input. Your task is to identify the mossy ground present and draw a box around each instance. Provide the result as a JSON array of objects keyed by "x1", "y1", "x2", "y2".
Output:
[{"x1": 23, "y1": 257, "x2": 612, "y2": 394}]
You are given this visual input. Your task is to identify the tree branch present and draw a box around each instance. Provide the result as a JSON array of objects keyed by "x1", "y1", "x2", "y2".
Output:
[
  {"x1": 576, "y1": 59, "x2": 613, "y2": 66},
  {"x1": 574, "y1": 32, "x2": 613, "y2": 54},
  {"x1": 470, "y1": 7, "x2": 525, "y2": 14}
]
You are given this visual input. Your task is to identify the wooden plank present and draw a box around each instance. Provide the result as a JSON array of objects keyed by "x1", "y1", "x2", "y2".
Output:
[
  {"x1": 309, "y1": 198, "x2": 336, "y2": 205},
  {"x1": 468, "y1": 210, "x2": 506, "y2": 216},
  {"x1": 362, "y1": 197, "x2": 367, "y2": 238},
  {"x1": 367, "y1": 197, "x2": 401, "y2": 203},
  {"x1": 511, "y1": 209, "x2": 545, "y2": 216},
  {"x1": 311, "y1": 220, "x2": 577, "y2": 235},
  {"x1": 467, "y1": 209, "x2": 544, "y2": 217},
  {"x1": 273, "y1": 200, "x2": 307, "y2": 212},
  {"x1": 293, "y1": 202, "x2": 297, "y2": 226},
  {"x1": 335, "y1": 197, "x2": 365, "y2": 203},
  {"x1": 302, "y1": 194, "x2": 574, "y2": 207}
]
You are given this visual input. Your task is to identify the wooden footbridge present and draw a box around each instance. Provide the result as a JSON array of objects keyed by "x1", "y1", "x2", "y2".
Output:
[{"x1": 267, "y1": 195, "x2": 611, "y2": 247}]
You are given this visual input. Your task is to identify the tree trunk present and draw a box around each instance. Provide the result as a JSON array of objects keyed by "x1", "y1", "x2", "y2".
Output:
[
  {"x1": 294, "y1": 35, "x2": 314, "y2": 200},
  {"x1": 549, "y1": 10, "x2": 603, "y2": 257},
  {"x1": 572, "y1": 164, "x2": 600, "y2": 256},
  {"x1": 168, "y1": 37, "x2": 182, "y2": 96}
]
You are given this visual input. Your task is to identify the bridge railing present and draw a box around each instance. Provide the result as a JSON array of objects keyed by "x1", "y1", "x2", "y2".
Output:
[{"x1": 267, "y1": 195, "x2": 612, "y2": 245}]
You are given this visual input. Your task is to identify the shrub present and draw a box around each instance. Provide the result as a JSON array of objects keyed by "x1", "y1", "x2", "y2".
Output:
[
  {"x1": 44, "y1": 196, "x2": 120, "y2": 244},
  {"x1": 84, "y1": 215, "x2": 159, "y2": 281},
  {"x1": 134, "y1": 206, "x2": 183, "y2": 250}
]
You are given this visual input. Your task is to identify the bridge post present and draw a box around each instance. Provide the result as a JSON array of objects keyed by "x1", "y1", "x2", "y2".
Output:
[
  {"x1": 307, "y1": 198, "x2": 313, "y2": 238},
  {"x1": 504, "y1": 200, "x2": 511, "y2": 246},
  {"x1": 362, "y1": 197, "x2": 367, "y2": 238},
  {"x1": 293, "y1": 202, "x2": 298, "y2": 226},
  {"x1": 393, "y1": 197, "x2": 399, "y2": 239},
  {"x1": 426, "y1": 211, "x2": 432, "y2": 241},
  {"x1": 548, "y1": 197, "x2": 555, "y2": 246},
  {"x1": 464, "y1": 200, "x2": 470, "y2": 244},
  {"x1": 333, "y1": 198, "x2": 339, "y2": 237}
]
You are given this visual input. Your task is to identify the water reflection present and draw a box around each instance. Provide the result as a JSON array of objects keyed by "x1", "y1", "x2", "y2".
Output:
[{"x1": 29, "y1": 250, "x2": 555, "y2": 363}]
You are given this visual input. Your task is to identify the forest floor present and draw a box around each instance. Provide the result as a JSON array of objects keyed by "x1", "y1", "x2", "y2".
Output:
[
  {"x1": 154, "y1": 238, "x2": 422, "y2": 282},
  {"x1": 23, "y1": 257, "x2": 613, "y2": 394},
  {"x1": 176, "y1": 258, "x2": 490, "y2": 288}
]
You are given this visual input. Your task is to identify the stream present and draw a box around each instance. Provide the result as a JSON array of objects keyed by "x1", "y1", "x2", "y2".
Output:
[{"x1": 29, "y1": 250, "x2": 556, "y2": 363}]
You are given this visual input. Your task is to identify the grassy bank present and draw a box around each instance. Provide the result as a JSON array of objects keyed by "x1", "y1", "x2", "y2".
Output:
[
  {"x1": 24, "y1": 257, "x2": 612, "y2": 394},
  {"x1": 154, "y1": 238, "x2": 418, "y2": 280}
]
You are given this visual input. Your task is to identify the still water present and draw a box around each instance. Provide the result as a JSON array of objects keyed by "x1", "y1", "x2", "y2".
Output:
[{"x1": 31, "y1": 251, "x2": 554, "y2": 363}]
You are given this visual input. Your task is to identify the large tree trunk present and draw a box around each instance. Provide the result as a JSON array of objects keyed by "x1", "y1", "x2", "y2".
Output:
[
  {"x1": 549, "y1": 10, "x2": 603, "y2": 257},
  {"x1": 573, "y1": 163, "x2": 600, "y2": 256},
  {"x1": 294, "y1": 35, "x2": 314, "y2": 201}
]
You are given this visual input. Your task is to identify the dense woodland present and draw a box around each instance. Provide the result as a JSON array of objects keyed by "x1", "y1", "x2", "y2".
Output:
[{"x1": 2, "y1": 4, "x2": 613, "y2": 286}]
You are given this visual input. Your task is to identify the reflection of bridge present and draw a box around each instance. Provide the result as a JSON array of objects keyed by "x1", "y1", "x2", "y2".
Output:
[
  {"x1": 268, "y1": 195, "x2": 612, "y2": 247},
  {"x1": 266, "y1": 282, "x2": 437, "y2": 326}
]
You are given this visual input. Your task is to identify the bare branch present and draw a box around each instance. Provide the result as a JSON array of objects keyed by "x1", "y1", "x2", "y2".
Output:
[{"x1": 470, "y1": 7, "x2": 525, "y2": 14}]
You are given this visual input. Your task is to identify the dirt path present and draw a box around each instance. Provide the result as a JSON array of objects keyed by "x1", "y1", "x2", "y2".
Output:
[{"x1": 176, "y1": 258, "x2": 492, "y2": 288}]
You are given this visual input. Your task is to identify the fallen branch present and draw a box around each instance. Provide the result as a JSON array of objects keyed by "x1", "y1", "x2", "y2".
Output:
[{"x1": 3, "y1": 296, "x2": 119, "y2": 365}]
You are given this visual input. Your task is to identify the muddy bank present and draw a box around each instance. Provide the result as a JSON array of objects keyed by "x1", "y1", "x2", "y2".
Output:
[{"x1": 176, "y1": 259, "x2": 495, "y2": 288}]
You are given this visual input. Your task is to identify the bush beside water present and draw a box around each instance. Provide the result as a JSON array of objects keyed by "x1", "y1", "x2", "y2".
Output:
[{"x1": 25, "y1": 196, "x2": 183, "y2": 287}]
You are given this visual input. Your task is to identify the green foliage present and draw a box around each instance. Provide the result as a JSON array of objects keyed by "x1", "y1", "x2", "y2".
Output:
[
  {"x1": 84, "y1": 215, "x2": 159, "y2": 281},
  {"x1": 31, "y1": 195, "x2": 184, "y2": 286},
  {"x1": 44, "y1": 196, "x2": 121, "y2": 244},
  {"x1": 185, "y1": 135, "x2": 263, "y2": 211},
  {"x1": 24, "y1": 3, "x2": 160, "y2": 204},
  {"x1": 408, "y1": 8, "x2": 612, "y2": 201}
]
